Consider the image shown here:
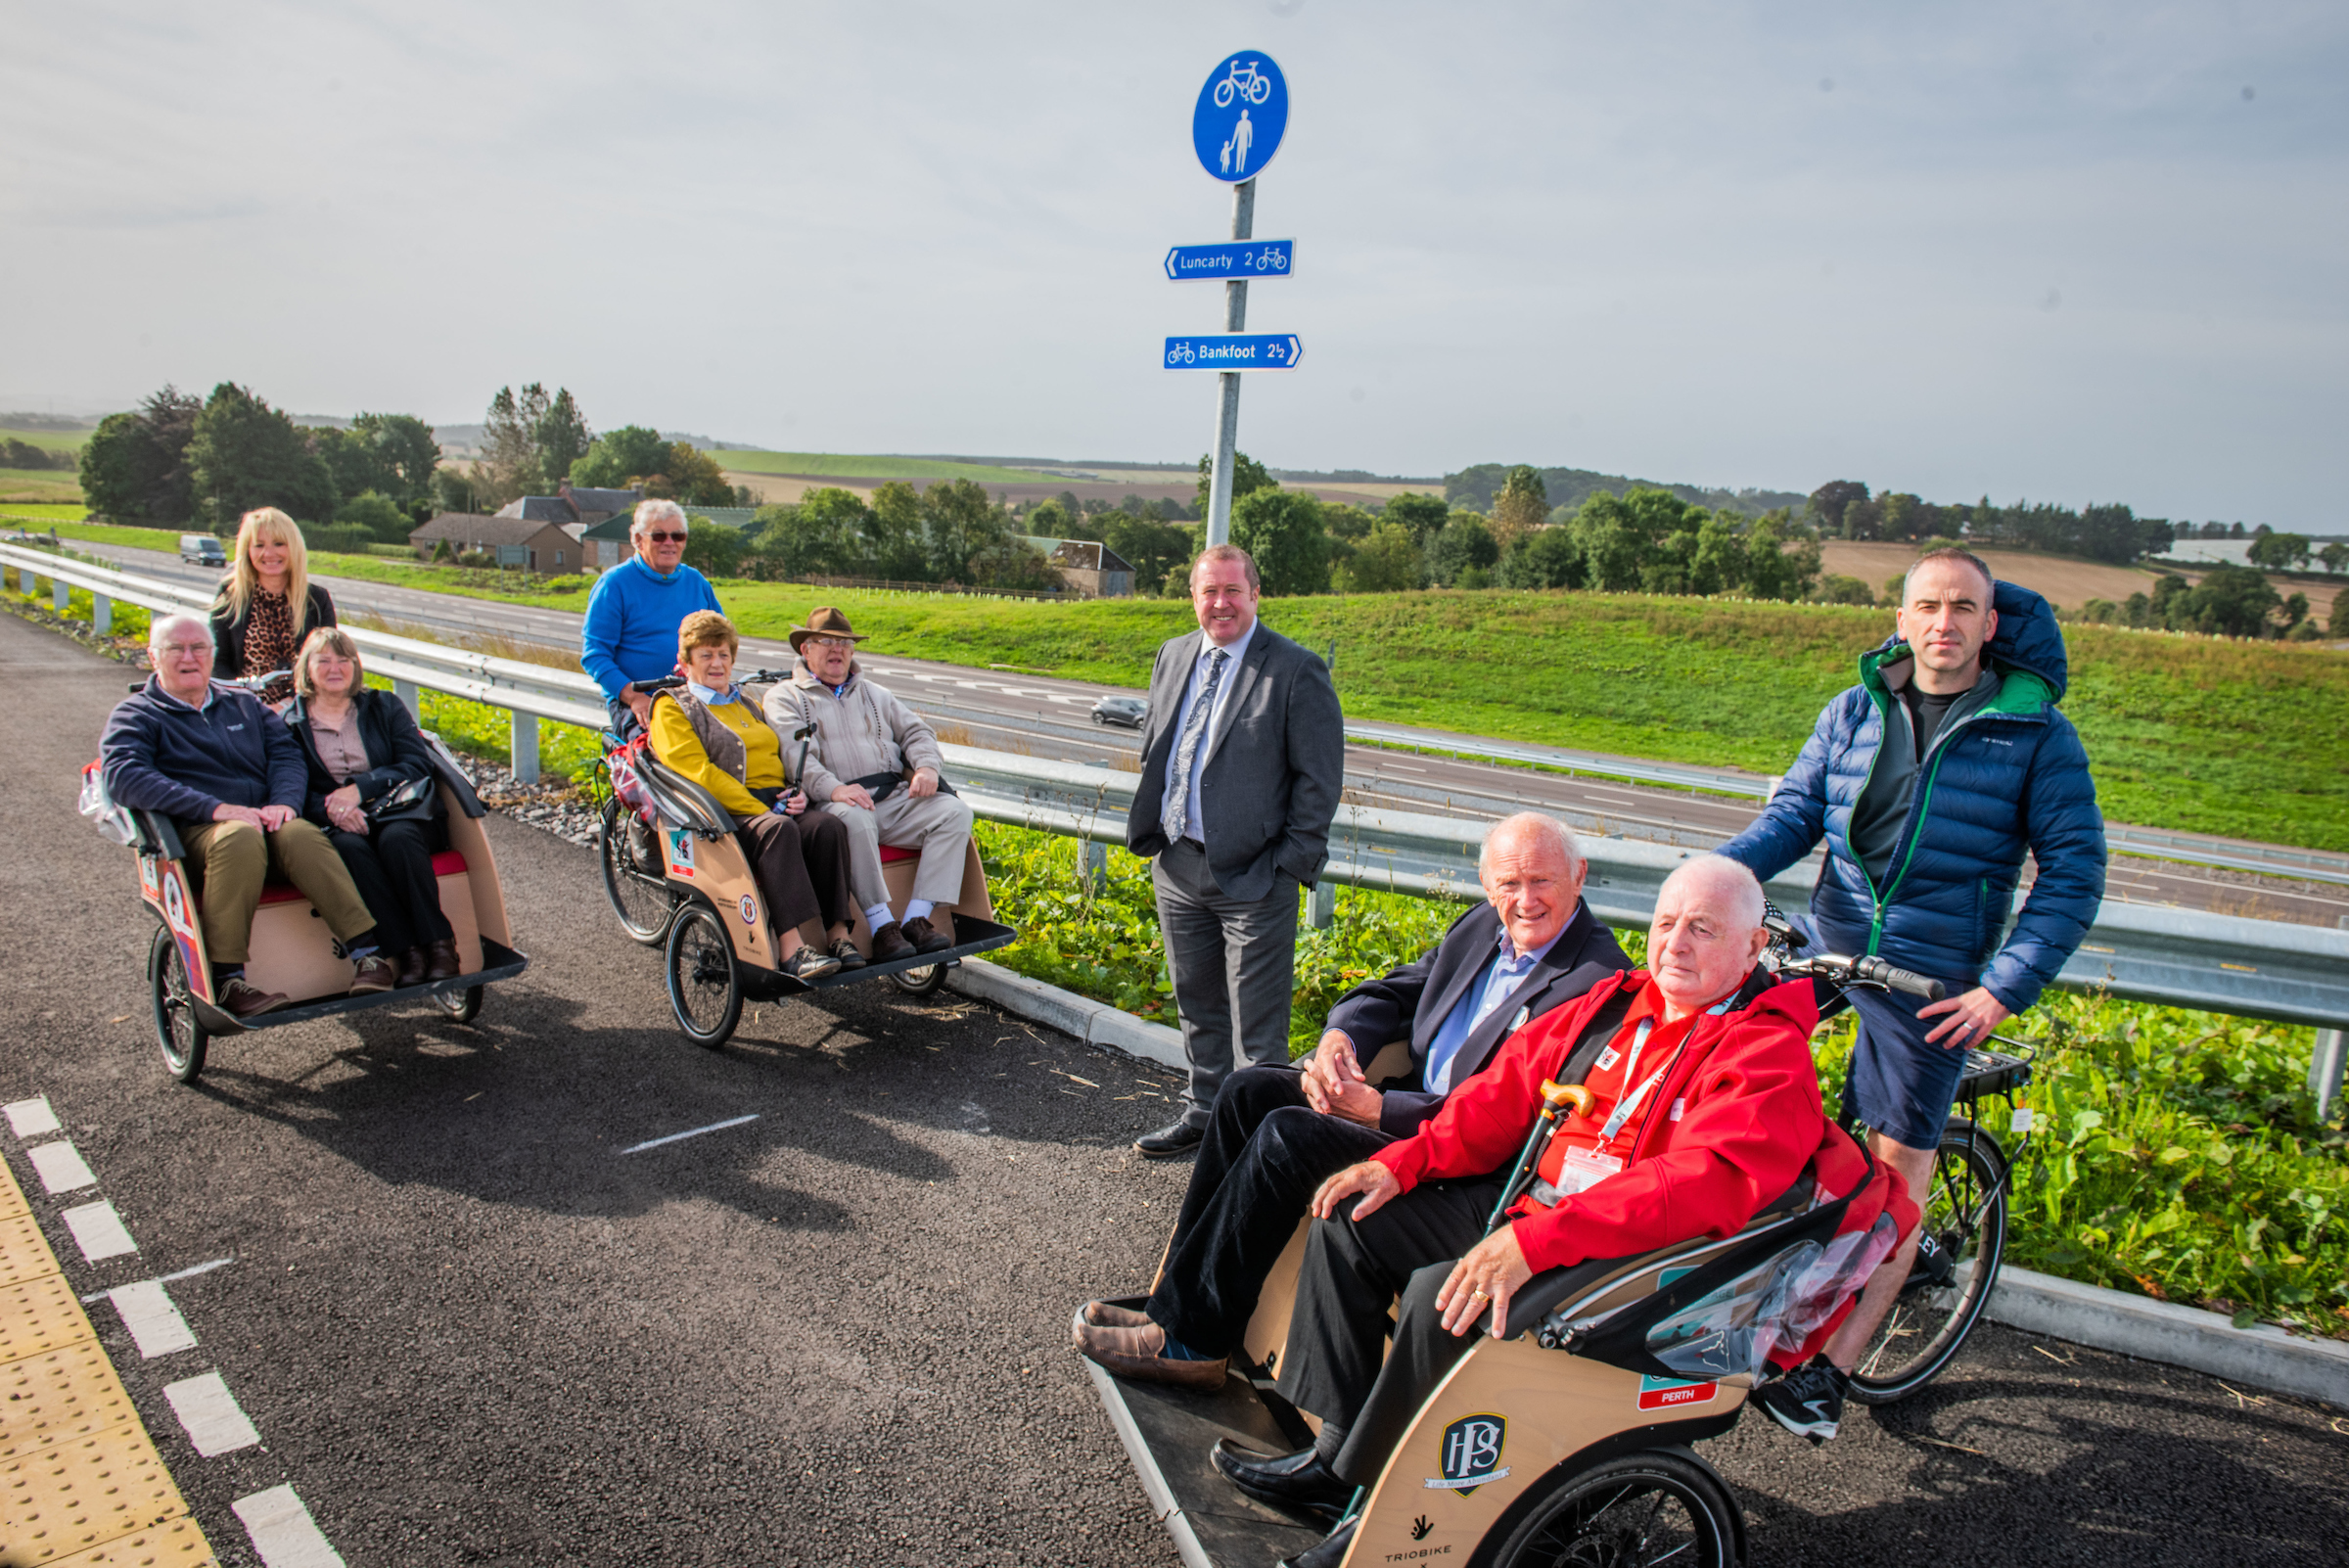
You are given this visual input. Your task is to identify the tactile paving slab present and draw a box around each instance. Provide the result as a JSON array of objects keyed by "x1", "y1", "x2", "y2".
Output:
[
  {"x1": 0, "y1": 1344, "x2": 138, "y2": 1459},
  {"x1": 41, "y1": 1517, "x2": 217, "y2": 1568},
  {"x1": 0, "y1": 1425, "x2": 188, "y2": 1565},
  {"x1": 0, "y1": 1276, "x2": 95, "y2": 1367},
  {"x1": 0, "y1": 1211, "x2": 62, "y2": 1291}
]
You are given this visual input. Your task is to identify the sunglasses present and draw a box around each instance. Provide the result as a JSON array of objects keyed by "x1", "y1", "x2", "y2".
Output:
[
  {"x1": 641, "y1": 530, "x2": 687, "y2": 543},
  {"x1": 806, "y1": 635, "x2": 855, "y2": 650}
]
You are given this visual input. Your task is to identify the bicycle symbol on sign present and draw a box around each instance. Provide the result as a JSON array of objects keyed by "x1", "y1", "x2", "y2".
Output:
[
  {"x1": 1213, "y1": 59, "x2": 1274, "y2": 109},
  {"x1": 1168, "y1": 341, "x2": 1197, "y2": 367},
  {"x1": 1247, "y1": 247, "x2": 1288, "y2": 272}
]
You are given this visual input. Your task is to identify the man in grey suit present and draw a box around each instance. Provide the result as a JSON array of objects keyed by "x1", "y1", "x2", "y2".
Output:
[{"x1": 1128, "y1": 544, "x2": 1346, "y2": 1158}]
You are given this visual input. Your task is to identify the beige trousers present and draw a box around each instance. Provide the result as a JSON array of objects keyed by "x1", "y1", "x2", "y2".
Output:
[
  {"x1": 181, "y1": 818, "x2": 376, "y2": 964},
  {"x1": 823, "y1": 791, "x2": 974, "y2": 911}
]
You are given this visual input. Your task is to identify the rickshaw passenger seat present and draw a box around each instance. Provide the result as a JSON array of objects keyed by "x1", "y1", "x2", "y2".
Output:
[
  {"x1": 252, "y1": 851, "x2": 469, "y2": 908},
  {"x1": 878, "y1": 844, "x2": 918, "y2": 864}
]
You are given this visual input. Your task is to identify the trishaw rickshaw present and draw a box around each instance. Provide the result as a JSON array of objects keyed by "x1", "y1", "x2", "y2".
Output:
[
  {"x1": 87, "y1": 689, "x2": 530, "y2": 1084},
  {"x1": 594, "y1": 671, "x2": 1016, "y2": 1047},
  {"x1": 1086, "y1": 931, "x2": 2035, "y2": 1567}
]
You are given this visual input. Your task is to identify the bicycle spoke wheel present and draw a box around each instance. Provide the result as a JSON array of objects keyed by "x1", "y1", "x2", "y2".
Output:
[
  {"x1": 665, "y1": 902, "x2": 743, "y2": 1048},
  {"x1": 149, "y1": 925, "x2": 208, "y2": 1084},
  {"x1": 1847, "y1": 1122, "x2": 2008, "y2": 1405},
  {"x1": 602, "y1": 798, "x2": 678, "y2": 945},
  {"x1": 1490, "y1": 1449, "x2": 1742, "y2": 1568}
]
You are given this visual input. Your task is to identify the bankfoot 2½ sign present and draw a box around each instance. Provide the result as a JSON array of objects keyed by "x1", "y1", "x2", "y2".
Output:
[{"x1": 1163, "y1": 334, "x2": 1304, "y2": 371}]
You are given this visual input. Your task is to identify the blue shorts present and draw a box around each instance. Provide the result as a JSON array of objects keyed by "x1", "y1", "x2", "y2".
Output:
[
  {"x1": 1786, "y1": 915, "x2": 1967, "y2": 1152},
  {"x1": 1841, "y1": 988, "x2": 1966, "y2": 1152}
]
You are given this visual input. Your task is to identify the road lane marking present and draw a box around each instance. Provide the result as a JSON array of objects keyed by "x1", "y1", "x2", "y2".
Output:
[
  {"x1": 28, "y1": 1140, "x2": 99, "y2": 1194},
  {"x1": 233, "y1": 1484, "x2": 345, "y2": 1568},
  {"x1": 61, "y1": 1200, "x2": 139, "y2": 1262},
  {"x1": 619, "y1": 1114, "x2": 760, "y2": 1155},
  {"x1": 164, "y1": 1370, "x2": 261, "y2": 1456},
  {"x1": 109, "y1": 1280, "x2": 199, "y2": 1359},
  {"x1": 79, "y1": 1258, "x2": 236, "y2": 1305},
  {"x1": 4, "y1": 1096, "x2": 61, "y2": 1137}
]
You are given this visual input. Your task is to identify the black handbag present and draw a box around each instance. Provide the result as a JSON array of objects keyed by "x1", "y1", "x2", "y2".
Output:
[{"x1": 363, "y1": 773, "x2": 438, "y2": 824}]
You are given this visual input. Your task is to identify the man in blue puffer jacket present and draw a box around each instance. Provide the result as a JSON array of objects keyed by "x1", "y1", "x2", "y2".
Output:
[{"x1": 1721, "y1": 547, "x2": 2105, "y2": 1444}]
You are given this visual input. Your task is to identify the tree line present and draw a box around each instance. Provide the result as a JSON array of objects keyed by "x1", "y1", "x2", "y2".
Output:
[
  {"x1": 2082, "y1": 566, "x2": 2345, "y2": 641},
  {"x1": 678, "y1": 481, "x2": 1065, "y2": 592},
  {"x1": 0, "y1": 438, "x2": 78, "y2": 472}
]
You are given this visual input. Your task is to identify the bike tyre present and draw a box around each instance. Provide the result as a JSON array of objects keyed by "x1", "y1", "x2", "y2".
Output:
[
  {"x1": 666, "y1": 900, "x2": 744, "y2": 1049},
  {"x1": 885, "y1": 962, "x2": 948, "y2": 998},
  {"x1": 437, "y1": 985, "x2": 484, "y2": 1024},
  {"x1": 1484, "y1": 1446, "x2": 1744, "y2": 1568},
  {"x1": 149, "y1": 924, "x2": 209, "y2": 1085},
  {"x1": 602, "y1": 798, "x2": 678, "y2": 946},
  {"x1": 1846, "y1": 1121, "x2": 2007, "y2": 1406}
]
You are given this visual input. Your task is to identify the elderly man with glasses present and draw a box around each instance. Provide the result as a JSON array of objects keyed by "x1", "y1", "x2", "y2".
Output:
[{"x1": 581, "y1": 499, "x2": 724, "y2": 737}]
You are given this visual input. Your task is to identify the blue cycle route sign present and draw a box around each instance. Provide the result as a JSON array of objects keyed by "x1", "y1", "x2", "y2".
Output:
[
  {"x1": 1165, "y1": 239, "x2": 1295, "y2": 281},
  {"x1": 1164, "y1": 334, "x2": 1303, "y2": 372},
  {"x1": 1191, "y1": 51, "x2": 1289, "y2": 183}
]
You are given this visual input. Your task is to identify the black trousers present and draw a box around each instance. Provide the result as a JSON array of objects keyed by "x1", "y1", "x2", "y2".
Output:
[
  {"x1": 734, "y1": 806, "x2": 854, "y2": 934},
  {"x1": 1273, "y1": 1176, "x2": 1504, "y2": 1486},
  {"x1": 1146, "y1": 1065, "x2": 1396, "y2": 1358},
  {"x1": 325, "y1": 817, "x2": 453, "y2": 956}
]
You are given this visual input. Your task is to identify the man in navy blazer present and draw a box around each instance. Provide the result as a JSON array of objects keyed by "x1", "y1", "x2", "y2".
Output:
[
  {"x1": 1126, "y1": 544, "x2": 1346, "y2": 1157},
  {"x1": 1075, "y1": 812, "x2": 1632, "y2": 1387}
]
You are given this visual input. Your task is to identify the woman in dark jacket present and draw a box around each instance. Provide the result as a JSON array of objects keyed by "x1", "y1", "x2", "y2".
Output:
[
  {"x1": 211, "y1": 506, "x2": 336, "y2": 706},
  {"x1": 284, "y1": 627, "x2": 460, "y2": 988}
]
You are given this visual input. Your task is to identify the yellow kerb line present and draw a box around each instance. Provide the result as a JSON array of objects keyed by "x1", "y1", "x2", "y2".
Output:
[{"x1": 0, "y1": 1154, "x2": 218, "y2": 1567}]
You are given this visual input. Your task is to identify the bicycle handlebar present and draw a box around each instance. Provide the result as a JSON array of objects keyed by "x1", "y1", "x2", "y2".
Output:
[
  {"x1": 1774, "y1": 948, "x2": 1946, "y2": 1002},
  {"x1": 639, "y1": 669, "x2": 793, "y2": 694},
  {"x1": 1850, "y1": 955, "x2": 1947, "y2": 1001}
]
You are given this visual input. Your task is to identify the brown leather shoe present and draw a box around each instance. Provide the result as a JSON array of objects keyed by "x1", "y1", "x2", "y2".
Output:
[
  {"x1": 1083, "y1": 1301, "x2": 1152, "y2": 1329},
  {"x1": 349, "y1": 954, "x2": 397, "y2": 993},
  {"x1": 900, "y1": 914, "x2": 952, "y2": 954},
  {"x1": 1071, "y1": 1319, "x2": 1227, "y2": 1391},
  {"x1": 216, "y1": 975, "x2": 289, "y2": 1019},
  {"x1": 869, "y1": 922, "x2": 916, "y2": 963},
  {"x1": 394, "y1": 947, "x2": 427, "y2": 988},
  {"x1": 422, "y1": 939, "x2": 462, "y2": 983}
]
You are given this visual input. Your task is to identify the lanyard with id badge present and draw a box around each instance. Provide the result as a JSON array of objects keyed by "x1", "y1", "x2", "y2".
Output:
[{"x1": 1531, "y1": 1016, "x2": 1681, "y2": 1206}]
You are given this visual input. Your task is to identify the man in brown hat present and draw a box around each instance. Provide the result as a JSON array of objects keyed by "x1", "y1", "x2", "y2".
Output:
[{"x1": 762, "y1": 607, "x2": 974, "y2": 961}]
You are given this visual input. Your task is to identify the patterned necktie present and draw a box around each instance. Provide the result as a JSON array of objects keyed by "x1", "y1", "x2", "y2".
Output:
[{"x1": 1161, "y1": 647, "x2": 1228, "y2": 843}]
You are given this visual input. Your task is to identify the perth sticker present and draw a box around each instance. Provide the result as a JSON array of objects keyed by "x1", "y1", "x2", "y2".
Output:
[{"x1": 1636, "y1": 1373, "x2": 1720, "y2": 1411}]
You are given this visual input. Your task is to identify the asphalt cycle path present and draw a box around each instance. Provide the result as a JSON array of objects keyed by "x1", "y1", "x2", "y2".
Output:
[{"x1": 4, "y1": 606, "x2": 2341, "y2": 1566}]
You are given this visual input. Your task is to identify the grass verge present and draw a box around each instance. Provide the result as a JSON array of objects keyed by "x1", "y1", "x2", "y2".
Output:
[{"x1": 975, "y1": 819, "x2": 2348, "y2": 1338}]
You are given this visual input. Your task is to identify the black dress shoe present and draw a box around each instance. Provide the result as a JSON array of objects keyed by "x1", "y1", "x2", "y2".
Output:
[
  {"x1": 1212, "y1": 1442, "x2": 1353, "y2": 1520},
  {"x1": 900, "y1": 914, "x2": 953, "y2": 954},
  {"x1": 1280, "y1": 1515, "x2": 1356, "y2": 1568},
  {"x1": 869, "y1": 922, "x2": 916, "y2": 963},
  {"x1": 1133, "y1": 1119, "x2": 1205, "y2": 1158}
]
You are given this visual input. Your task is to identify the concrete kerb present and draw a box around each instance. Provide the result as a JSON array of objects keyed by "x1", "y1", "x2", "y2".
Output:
[{"x1": 945, "y1": 958, "x2": 2348, "y2": 1410}]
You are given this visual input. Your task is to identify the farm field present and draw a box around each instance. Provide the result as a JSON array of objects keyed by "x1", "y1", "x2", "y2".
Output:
[
  {"x1": 0, "y1": 426, "x2": 88, "y2": 453},
  {"x1": 1821, "y1": 538, "x2": 2340, "y2": 623},
  {"x1": 0, "y1": 468, "x2": 81, "y2": 503},
  {"x1": 704, "y1": 449, "x2": 1041, "y2": 483}
]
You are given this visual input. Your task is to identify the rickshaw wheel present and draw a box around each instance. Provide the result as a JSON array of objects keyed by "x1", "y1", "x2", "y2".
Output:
[
  {"x1": 148, "y1": 925, "x2": 209, "y2": 1084},
  {"x1": 665, "y1": 901, "x2": 743, "y2": 1048},
  {"x1": 437, "y1": 986, "x2": 484, "y2": 1023},
  {"x1": 601, "y1": 799, "x2": 679, "y2": 945},
  {"x1": 1485, "y1": 1448, "x2": 1742, "y2": 1568},
  {"x1": 885, "y1": 962, "x2": 948, "y2": 997},
  {"x1": 1846, "y1": 1121, "x2": 2007, "y2": 1405}
]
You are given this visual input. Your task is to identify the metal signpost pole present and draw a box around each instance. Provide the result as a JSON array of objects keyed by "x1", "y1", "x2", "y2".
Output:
[{"x1": 1205, "y1": 179, "x2": 1257, "y2": 547}]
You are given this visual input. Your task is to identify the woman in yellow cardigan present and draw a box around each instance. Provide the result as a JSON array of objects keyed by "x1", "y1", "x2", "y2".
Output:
[{"x1": 648, "y1": 611, "x2": 857, "y2": 982}]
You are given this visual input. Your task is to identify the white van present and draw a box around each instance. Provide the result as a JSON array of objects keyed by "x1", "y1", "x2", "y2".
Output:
[{"x1": 179, "y1": 534, "x2": 227, "y2": 567}]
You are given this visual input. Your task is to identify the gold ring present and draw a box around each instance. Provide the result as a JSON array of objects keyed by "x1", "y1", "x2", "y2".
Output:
[{"x1": 1470, "y1": 1288, "x2": 1489, "y2": 1300}]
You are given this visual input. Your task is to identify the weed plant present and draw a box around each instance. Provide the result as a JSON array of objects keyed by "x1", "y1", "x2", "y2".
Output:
[{"x1": 978, "y1": 822, "x2": 2345, "y2": 1336}]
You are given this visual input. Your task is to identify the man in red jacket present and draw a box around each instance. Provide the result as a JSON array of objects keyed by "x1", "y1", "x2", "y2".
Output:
[{"x1": 1218, "y1": 856, "x2": 1887, "y2": 1568}]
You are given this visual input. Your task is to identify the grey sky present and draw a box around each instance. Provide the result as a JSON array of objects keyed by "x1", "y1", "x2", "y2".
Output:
[{"x1": 4, "y1": 2, "x2": 2343, "y2": 526}]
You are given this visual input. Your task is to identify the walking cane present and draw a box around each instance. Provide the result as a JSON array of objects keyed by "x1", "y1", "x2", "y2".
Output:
[
  {"x1": 786, "y1": 723, "x2": 815, "y2": 801},
  {"x1": 1484, "y1": 1080, "x2": 1596, "y2": 1234}
]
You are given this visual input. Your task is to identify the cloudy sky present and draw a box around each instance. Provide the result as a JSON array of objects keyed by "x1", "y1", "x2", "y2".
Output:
[{"x1": 4, "y1": 2, "x2": 2343, "y2": 525}]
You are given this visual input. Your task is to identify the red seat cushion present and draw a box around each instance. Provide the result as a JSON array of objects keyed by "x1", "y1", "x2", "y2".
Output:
[
  {"x1": 878, "y1": 845, "x2": 918, "y2": 864},
  {"x1": 253, "y1": 850, "x2": 468, "y2": 908}
]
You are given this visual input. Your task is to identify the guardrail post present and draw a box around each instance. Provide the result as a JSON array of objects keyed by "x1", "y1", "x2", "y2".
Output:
[
  {"x1": 1079, "y1": 838, "x2": 1108, "y2": 895},
  {"x1": 1308, "y1": 879, "x2": 1336, "y2": 930},
  {"x1": 53, "y1": 577, "x2": 69, "y2": 615},
  {"x1": 392, "y1": 679, "x2": 420, "y2": 721},
  {"x1": 511, "y1": 710, "x2": 539, "y2": 784},
  {"x1": 2312, "y1": 1029, "x2": 2346, "y2": 1121},
  {"x1": 92, "y1": 594, "x2": 111, "y2": 636}
]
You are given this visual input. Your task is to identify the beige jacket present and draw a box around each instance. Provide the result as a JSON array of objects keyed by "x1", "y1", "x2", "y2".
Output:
[{"x1": 761, "y1": 659, "x2": 947, "y2": 803}]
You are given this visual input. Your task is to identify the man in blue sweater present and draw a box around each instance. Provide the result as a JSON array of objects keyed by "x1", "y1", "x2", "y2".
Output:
[
  {"x1": 101, "y1": 614, "x2": 392, "y2": 1016},
  {"x1": 1720, "y1": 548, "x2": 2105, "y2": 1443},
  {"x1": 581, "y1": 500, "x2": 724, "y2": 735}
]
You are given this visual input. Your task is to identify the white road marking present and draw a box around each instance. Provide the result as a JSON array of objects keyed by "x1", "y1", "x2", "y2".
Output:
[
  {"x1": 61, "y1": 1200, "x2": 138, "y2": 1261},
  {"x1": 3, "y1": 1096, "x2": 60, "y2": 1137},
  {"x1": 27, "y1": 1139, "x2": 98, "y2": 1194},
  {"x1": 233, "y1": 1484, "x2": 346, "y2": 1568},
  {"x1": 110, "y1": 1279, "x2": 199, "y2": 1358},
  {"x1": 80, "y1": 1255, "x2": 235, "y2": 1304},
  {"x1": 164, "y1": 1369, "x2": 261, "y2": 1455},
  {"x1": 619, "y1": 1114, "x2": 760, "y2": 1155}
]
